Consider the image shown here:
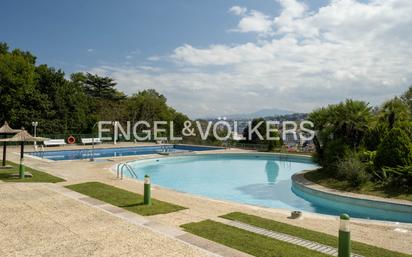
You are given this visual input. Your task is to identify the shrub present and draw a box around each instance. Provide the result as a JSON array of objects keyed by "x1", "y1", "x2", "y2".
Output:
[
  {"x1": 362, "y1": 124, "x2": 387, "y2": 151},
  {"x1": 374, "y1": 128, "x2": 412, "y2": 169},
  {"x1": 381, "y1": 165, "x2": 412, "y2": 189},
  {"x1": 336, "y1": 155, "x2": 370, "y2": 187},
  {"x1": 321, "y1": 139, "x2": 350, "y2": 170},
  {"x1": 395, "y1": 121, "x2": 412, "y2": 141}
]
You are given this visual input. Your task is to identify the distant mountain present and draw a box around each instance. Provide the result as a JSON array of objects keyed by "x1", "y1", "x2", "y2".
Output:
[{"x1": 223, "y1": 108, "x2": 294, "y2": 120}]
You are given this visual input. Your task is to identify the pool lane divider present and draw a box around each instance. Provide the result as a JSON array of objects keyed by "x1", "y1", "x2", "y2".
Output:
[{"x1": 214, "y1": 217, "x2": 364, "y2": 257}]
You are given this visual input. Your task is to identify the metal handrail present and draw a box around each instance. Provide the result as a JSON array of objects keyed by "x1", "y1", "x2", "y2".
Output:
[
  {"x1": 39, "y1": 145, "x2": 45, "y2": 158},
  {"x1": 117, "y1": 162, "x2": 138, "y2": 179}
]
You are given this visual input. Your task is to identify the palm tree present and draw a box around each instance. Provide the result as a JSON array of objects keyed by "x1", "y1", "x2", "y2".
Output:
[{"x1": 332, "y1": 99, "x2": 372, "y2": 148}]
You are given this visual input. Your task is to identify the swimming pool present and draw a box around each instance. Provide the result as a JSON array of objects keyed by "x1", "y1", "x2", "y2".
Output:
[
  {"x1": 28, "y1": 145, "x2": 221, "y2": 161},
  {"x1": 127, "y1": 154, "x2": 412, "y2": 223}
]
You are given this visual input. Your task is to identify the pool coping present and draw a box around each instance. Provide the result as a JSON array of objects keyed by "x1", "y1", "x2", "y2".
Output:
[{"x1": 292, "y1": 170, "x2": 412, "y2": 208}]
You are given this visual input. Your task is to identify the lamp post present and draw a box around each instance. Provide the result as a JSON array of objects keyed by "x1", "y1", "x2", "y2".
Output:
[
  {"x1": 338, "y1": 213, "x2": 351, "y2": 257},
  {"x1": 32, "y1": 121, "x2": 38, "y2": 150},
  {"x1": 113, "y1": 121, "x2": 118, "y2": 145},
  {"x1": 143, "y1": 175, "x2": 152, "y2": 205},
  {"x1": 90, "y1": 122, "x2": 98, "y2": 162}
]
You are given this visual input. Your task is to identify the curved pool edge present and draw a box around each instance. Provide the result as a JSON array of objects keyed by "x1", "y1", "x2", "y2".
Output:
[
  {"x1": 292, "y1": 171, "x2": 412, "y2": 224},
  {"x1": 110, "y1": 153, "x2": 412, "y2": 226}
]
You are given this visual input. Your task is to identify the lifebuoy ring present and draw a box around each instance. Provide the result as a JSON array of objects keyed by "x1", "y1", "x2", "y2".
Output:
[{"x1": 67, "y1": 135, "x2": 76, "y2": 144}]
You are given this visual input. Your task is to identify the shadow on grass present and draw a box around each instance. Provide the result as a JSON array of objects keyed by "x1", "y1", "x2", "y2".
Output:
[{"x1": 119, "y1": 202, "x2": 147, "y2": 208}]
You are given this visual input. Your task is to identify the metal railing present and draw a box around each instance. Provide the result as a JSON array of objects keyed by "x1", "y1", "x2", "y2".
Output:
[{"x1": 116, "y1": 162, "x2": 138, "y2": 179}]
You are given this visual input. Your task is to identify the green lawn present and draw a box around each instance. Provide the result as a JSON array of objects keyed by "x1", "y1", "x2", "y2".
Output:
[
  {"x1": 66, "y1": 182, "x2": 185, "y2": 216},
  {"x1": 221, "y1": 212, "x2": 409, "y2": 257},
  {"x1": 0, "y1": 161, "x2": 64, "y2": 183},
  {"x1": 182, "y1": 220, "x2": 329, "y2": 257},
  {"x1": 304, "y1": 169, "x2": 412, "y2": 202}
]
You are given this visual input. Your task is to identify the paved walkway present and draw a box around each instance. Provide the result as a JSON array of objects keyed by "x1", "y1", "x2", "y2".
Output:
[
  {"x1": 217, "y1": 218, "x2": 363, "y2": 257},
  {"x1": 0, "y1": 183, "x2": 221, "y2": 257}
]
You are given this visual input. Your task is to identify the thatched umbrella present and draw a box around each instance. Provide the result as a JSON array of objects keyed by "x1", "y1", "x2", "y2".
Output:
[
  {"x1": 0, "y1": 129, "x2": 48, "y2": 178},
  {"x1": 0, "y1": 122, "x2": 21, "y2": 168}
]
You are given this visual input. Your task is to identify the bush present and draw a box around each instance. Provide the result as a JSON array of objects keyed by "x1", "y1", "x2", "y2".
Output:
[
  {"x1": 362, "y1": 124, "x2": 387, "y2": 151},
  {"x1": 381, "y1": 165, "x2": 412, "y2": 189},
  {"x1": 395, "y1": 121, "x2": 412, "y2": 141},
  {"x1": 374, "y1": 128, "x2": 412, "y2": 168},
  {"x1": 321, "y1": 139, "x2": 351, "y2": 169},
  {"x1": 336, "y1": 155, "x2": 370, "y2": 187}
]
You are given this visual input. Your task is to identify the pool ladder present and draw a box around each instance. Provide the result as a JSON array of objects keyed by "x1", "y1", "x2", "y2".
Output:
[
  {"x1": 160, "y1": 144, "x2": 174, "y2": 153},
  {"x1": 117, "y1": 162, "x2": 138, "y2": 180},
  {"x1": 37, "y1": 145, "x2": 45, "y2": 158}
]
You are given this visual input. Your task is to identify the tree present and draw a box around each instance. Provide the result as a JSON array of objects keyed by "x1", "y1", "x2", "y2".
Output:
[
  {"x1": 127, "y1": 89, "x2": 171, "y2": 124},
  {"x1": 379, "y1": 97, "x2": 410, "y2": 129},
  {"x1": 374, "y1": 128, "x2": 412, "y2": 169},
  {"x1": 309, "y1": 100, "x2": 372, "y2": 166},
  {"x1": 401, "y1": 86, "x2": 412, "y2": 115},
  {"x1": 0, "y1": 42, "x2": 8, "y2": 55},
  {"x1": 0, "y1": 42, "x2": 192, "y2": 137},
  {"x1": 82, "y1": 73, "x2": 125, "y2": 100},
  {"x1": 0, "y1": 46, "x2": 46, "y2": 128},
  {"x1": 332, "y1": 100, "x2": 372, "y2": 147}
]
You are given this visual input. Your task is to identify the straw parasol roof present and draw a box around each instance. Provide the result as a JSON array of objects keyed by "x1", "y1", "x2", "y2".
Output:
[
  {"x1": 0, "y1": 129, "x2": 48, "y2": 142},
  {"x1": 0, "y1": 122, "x2": 21, "y2": 134}
]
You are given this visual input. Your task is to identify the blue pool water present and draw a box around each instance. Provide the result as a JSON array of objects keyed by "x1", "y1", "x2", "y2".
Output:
[
  {"x1": 128, "y1": 154, "x2": 412, "y2": 223},
  {"x1": 28, "y1": 145, "x2": 221, "y2": 161}
]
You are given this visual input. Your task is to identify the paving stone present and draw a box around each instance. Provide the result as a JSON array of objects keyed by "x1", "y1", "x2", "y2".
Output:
[{"x1": 222, "y1": 219, "x2": 364, "y2": 257}]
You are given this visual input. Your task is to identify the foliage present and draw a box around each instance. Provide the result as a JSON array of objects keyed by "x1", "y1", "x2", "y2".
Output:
[
  {"x1": 374, "y1": 128, "x2": 412, "y2": 169},
  {"x1": 0, "y1": 42, "x2": 189, "y2": 135},
  {"x1": 379, "y1": 97, "x2": 410, "y2": 129},
  {"x1": 362, "y1": 124, "x2": 387, "y2": 151},
  {"x1": 381, "y1": 165, "x2": 412, "y2": 188},
  {"x1": 336, "y1": 154, "x2": 370, "y2": 187},
  {"x1": 309, "y1": 91, "x2": 412, "y2": 190},
  {"x1": 309, "y1": 100, "x2": 372, "y2": 166},
  {"x1": 401, "y1": 86, "x2": 412, "y2": 115},
  {"x1": 320, "y1": 138, "x2": 350, "y2": 169}
]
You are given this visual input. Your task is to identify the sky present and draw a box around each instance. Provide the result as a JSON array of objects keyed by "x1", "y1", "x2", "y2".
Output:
[{"x1": 1, "y1": 0, "x2": 412, "y2": 118}]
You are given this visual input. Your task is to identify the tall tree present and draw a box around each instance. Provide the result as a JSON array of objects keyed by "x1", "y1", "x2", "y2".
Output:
[
  {"x1": 82, "y1": 73, "x2": 125, "y2": 100},
  {"x1": 0, "y1": 45, "x2": 46, "y2": 128}
]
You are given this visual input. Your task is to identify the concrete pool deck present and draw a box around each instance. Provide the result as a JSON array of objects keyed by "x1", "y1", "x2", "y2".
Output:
[{"x1": 1, "y1": 143, "x2": 412, "y2": 255}]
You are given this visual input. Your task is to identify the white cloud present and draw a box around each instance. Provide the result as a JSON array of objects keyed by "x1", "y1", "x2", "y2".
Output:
[
  {"x1": 229, "y1": 6, "x2": 247, "y2": 16},
  {"x1": 236, "y1": 10, "x2": 273, "y2": 33},
  {"x1": 89, "y1": 0, "x2": 412, "y2": 117},
  {"x1": 87, "y1": 48, "x2": 94, "y2": 52}
]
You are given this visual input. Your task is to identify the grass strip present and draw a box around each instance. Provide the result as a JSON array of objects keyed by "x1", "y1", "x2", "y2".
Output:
[
  {"x1": 66, "y1": 181, "x2": 185, "y2": 216},
  {"x1": 221, "y1": 212, "x2": 409, "y2": 257},
  {"x1": 0, "y1": 161, "x2": 64, "y2": 183},
  {"x1": 182, "y1": 219, "x2": 329, "y2": 257}
]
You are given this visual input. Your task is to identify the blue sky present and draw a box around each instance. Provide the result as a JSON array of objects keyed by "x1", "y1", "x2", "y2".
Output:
[{"x1": 1, "y1": 0, "x2": 411, "y2": 117}]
